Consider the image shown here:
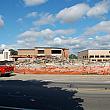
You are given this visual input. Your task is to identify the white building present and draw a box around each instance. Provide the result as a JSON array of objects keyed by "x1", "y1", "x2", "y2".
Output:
[
  {"x1": 78, "y1": 49, "x2": 110, "y2": 62},
  {"x1": 0, "y1": 49, "x2": 12, "y2": 61}
]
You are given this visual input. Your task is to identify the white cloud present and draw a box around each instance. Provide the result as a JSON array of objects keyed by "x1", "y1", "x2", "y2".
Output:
[
  {"x1": 56, "y1": 1, "x2": 110, "y2": 23},
  {"x1": 17, "y1": 40, "x2": 25, "y2": 44},
  {"x1": 84, "y1": 20, "x2": 110, "y2": 35},
  {"x1": 0, "y1": 16, "x2": 4, "y2": 28},
  {"x1": 0, "y1": 44, "x2": 15, "y2": 49},
  {"x1": 26, "y1": 12, "x2": 37, "y2": 18},
  {"x1": 17, "y1": 31, "x2": 40, "y2": 48},
  {"x1": 15, "y1": 27, "x2": 110, "y2": 53},
  {"x1": 17, "y1": 28, "x2": 75, "y2": 48},
  {"x1": 46, "y1": 33, "x2": 110, "y2": 53},
  {"x1": 18, "y1": 30, "x2": 40, "y2": 38},
  {"x1": 33, "y1": 13, "x2": 55, "y2": 26},
  {"x1": 55, "y1": 29, "x2": 75, "y2": 35},
  {"x1": 53, "y1": 37, "x2": 62, "y2": 45},
  {"x1": 19, "y1": 28, "x2": 75, "y2": 39},
  {"x1": 47, "y1": 36, "x2": 89, "y2": 53},
  {"x1": 86, "y1": 35, "x2": 110, "y2": 49},
  {"x1": 56, "y1": 3, "x2": 90, "y2": 23},
  {"x1": 40, "y1": 28, "x2": 54, "y2": 39},
  {"x1": 3, "y1": 33, "x2": 110, "y2": 53},
  {"x1": 87, "y1": 0, "x2": 110, "y2": 17},
  {"x1": 16, "y1": 18, "x2": 23, "y2": 22},
  {"x1": 3, "y1": 34, "x2": 110, "y2": 53},
  {"x1": 40, "y1": 28, "x2": 75, "y2": 40},
  {"x1": 0, "y1": 44, "x2": 6, "y2": 49},
  {"x1": 23, "y1": 0, "x2": 47, "y2": 6}
]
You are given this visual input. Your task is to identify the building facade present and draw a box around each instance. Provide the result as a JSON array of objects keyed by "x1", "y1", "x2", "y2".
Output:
[
  {"x1": 13, "y1": 47, "x2": 69, "y2": 60},
  {"x1": 78, "y1": 49, "x2": 110, "y2": 62},
  {"x1": 0, "y1": 49, "x2": 12, "y2": 61}
]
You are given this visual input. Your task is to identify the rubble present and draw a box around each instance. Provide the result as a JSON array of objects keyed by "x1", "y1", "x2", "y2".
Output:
[{"x1": 13, "y1": 59, "x2": 110, "y2": 75}]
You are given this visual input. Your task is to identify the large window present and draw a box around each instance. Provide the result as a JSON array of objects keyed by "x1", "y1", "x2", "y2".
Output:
[
  {"x1": 97, "y1": 59, "x2": 102, "y2": 62},
  {"x1": 51, "y1": 50, "x2": 61, "y2": 54},
  {"x1": 4, "y1": 52, "x2": 8, "y2": 59},
  {"x1": 92, "y1": 59, "x2": 96, "y2": 61},
  {"x1": 106, "y1": 55, "x2": 110, "y2": 58},
  {"x1": 100, "y1": 55, "x2": 105, "y2": 58},
  {"x1": 95, "y1": 55, "x2": 99, "y2": 58},
  {"x1": 0, "y1": 50, "x2": 3, "y2": 54},
  {"x1": 89, "y1": 55, "x2": 94, "y2": 58},
  {"x1": 38, "y1": 50, "x2": 44, "y2": 54},
  {"x1": 103, "y1": 59, "x2": 108, "y2": 62}
]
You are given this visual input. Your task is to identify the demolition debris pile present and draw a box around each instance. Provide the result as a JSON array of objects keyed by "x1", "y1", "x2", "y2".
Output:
[{"x1": 14, "y1": 61, "x2": 110, "y2": 75}]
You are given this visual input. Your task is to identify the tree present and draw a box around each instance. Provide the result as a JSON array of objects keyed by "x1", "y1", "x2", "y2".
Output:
[
  {"x1": 9, "y1": 49, "x2": 18, "y2": 55},
  {"x1": 69, "y1": 54, "x2": 78, "y2": 59}
]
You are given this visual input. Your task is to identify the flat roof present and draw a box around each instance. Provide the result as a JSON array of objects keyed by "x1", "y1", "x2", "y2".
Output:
[
  {"x1": 78, "y1": 49, "x2": 110, "y2": 53},
  {"x1": 34, "y1": 47, "x2": 69, "y2": 50},
  {"x1": 18, "y1": 47, "x2": 69, "y2": 50},
  {"x1": 18, "y1": 49, "x2": 35, "y2": 50}
]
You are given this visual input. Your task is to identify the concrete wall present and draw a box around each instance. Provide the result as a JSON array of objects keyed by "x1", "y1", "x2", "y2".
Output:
[
  {"x1": 88, "y1": 50, "x2": 110, "y2": 62},
  {"x1": 18, "y1": 49, "x2": 35, "y2": 56},
  {"x1": 78, "y1": 50, "x2": 88, "y2": 60},
  {"x1": 0, "y1": 54, "x2": 4, "y2": 61},
  {"x1": 88, "y1": 50, "x2": 110, "y2": 55},
  {"x1": 78, "y1": 49, "x2": 110, "y2": 62},
  {"x1": 44, "y1": 48, "x2": 51, "y2": 55},
  {"x1": 3, "y1": 49, "x2": 11, "y2": 61},
  {"x1": 0, "y1": 49, "x2": 12, "y2": 61},
  {"x1": 63, "y1": 49, "x2": 69, "y2": 59},
  {"x1": 17, "y1": 48, "x2": 69, "y2": 59}
]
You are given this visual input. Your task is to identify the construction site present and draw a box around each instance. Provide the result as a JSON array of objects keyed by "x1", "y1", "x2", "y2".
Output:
[{"x1": 9, "y1": 47, "x2": 110, "y2": 75}]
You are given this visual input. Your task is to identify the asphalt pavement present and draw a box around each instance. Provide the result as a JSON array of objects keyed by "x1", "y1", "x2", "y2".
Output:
[{"x1": 0, "y1": 74, "x2": 110, "y2": 110}]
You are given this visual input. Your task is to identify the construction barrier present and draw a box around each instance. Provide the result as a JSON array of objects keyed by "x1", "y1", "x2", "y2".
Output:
[{"x1": 14, "y1": 65, "x2": 110, "y2": 75}]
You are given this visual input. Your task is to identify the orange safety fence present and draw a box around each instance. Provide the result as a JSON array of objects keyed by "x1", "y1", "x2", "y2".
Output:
[{"x1": 14, "y1": 65, "x2": 110, "y2": 75}]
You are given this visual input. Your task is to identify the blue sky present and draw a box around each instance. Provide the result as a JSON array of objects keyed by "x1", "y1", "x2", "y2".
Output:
[{"x1": 0, "y1": 0, "x2": 110, "y2": 53}]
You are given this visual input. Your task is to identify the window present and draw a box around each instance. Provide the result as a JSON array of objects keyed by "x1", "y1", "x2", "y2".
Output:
[
  {"x1": 4, "y1": 52, "x2": 8, "y2": 59},
  {"x1": 0, "y1": 50, "x2": 3, "y2": 54},
  {"x1": 100, "y1": 55, "x2": 104, "y2": 58},
  {"x1": 89, "y1": 55, "x2": 94, "y2": 58},
  {"x1": 92, "y1": 59, "x2": 96, "y2": 61},
  {"x1": 103, "y1": 59, "x2": 108, "y2": 61},
  {"x1": 51, "y1": 50, "x2": 61, "y2": 54},
  {"x1": 95, "y1": 55, "x2": 99, "y2": 58},
  {"x1": 106, "y1": 55, "x2": 110, "y2": 58},
  {"x1": 38, "y1": 50, "x2": 44, "y2": 54},
  {"x1": 97, "y1": 59, "x2": 102, "y2": 62}
]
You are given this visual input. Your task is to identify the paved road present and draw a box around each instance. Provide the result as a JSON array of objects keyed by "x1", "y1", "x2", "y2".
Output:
[
  {"x1": 76, "y1": 91, "x2": 110, "y2": 110},
  {"x1": 47, "y1": 82, "x2": 110, "y2": 110},
  {"x1": 0, "y1": 74, "x2": 110, "y2": 110},
  {"x1": 1, "y1": 74, "x2": 110, "y2": 82},
  {"x1": 0, "y1": 79, "x2": 83, "y2": 110}
]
